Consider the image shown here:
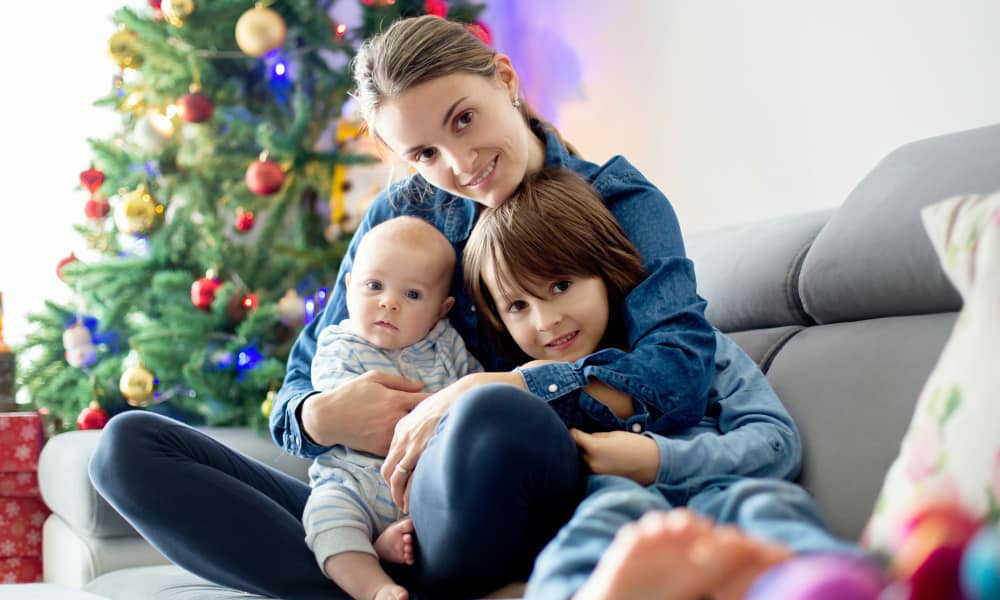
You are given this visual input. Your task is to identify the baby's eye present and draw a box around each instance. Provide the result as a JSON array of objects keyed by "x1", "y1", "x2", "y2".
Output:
[
  {"x1": 405, "y1": 290, "x2": 421, "y2": 300},
  {"x1": 365, "y1": 281, "x2": 383, "y2": 291},
  {"x1": 552, "y1": 280, "x2": 572, "y2": 294},
  {"x1": 507, "y1": 300, "x2": 528, "y2": 313},
  {"x1": 455, "y1": 111, "x2": 473, "y2": 131},
  {"x1": 414, "y1": 148, "x2": 437, "y2": 163}
]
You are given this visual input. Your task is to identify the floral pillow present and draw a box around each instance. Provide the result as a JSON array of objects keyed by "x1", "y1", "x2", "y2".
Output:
[{"x1": 864, "y1": 191, "x2": 1000, "y2": 553}]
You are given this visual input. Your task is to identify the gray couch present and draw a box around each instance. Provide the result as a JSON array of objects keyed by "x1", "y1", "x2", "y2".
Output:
[{"x1": 38, "y1": 122, "x2": 1000, "y2": 599}]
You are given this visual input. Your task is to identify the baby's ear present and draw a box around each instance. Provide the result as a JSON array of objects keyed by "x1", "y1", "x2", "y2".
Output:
[
  {"x1": 439, "y1": 296, "x2": 456, "y2": 319},
  {"x1": 344, "y1": 272, "x2": 352, "y2": 287}
]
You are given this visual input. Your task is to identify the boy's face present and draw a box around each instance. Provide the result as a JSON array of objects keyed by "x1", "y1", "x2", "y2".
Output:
[
  {"x1": 346, "y1": 236, "x2": 454, "y2": 350},
  {"x1": 484, "y1": 264, "x2": 610, "y2": 362}
]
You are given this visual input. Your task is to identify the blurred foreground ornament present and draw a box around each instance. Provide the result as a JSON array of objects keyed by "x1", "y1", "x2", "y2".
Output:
[
  {"x1": 891, "y1": 501, "x2": 980, "y2": 600},
  {"x1": 120, "y1": 363, "x2": 158, "y2": 406},
  {"x1": 108, "y1": 29, "x2": 143, "y2": 69},
  {"x1": 961, "y1": 524, "x2": 1000, "y2": 600},
  {"x1": 746, "y1": 553, "x2": 887, "y2": 600},
  {"x1": 63, "y1": 322, "x2": 97, "y2": 368},
  {"x1": 235, "y1": 6, "x2": 287, "y2": 58},
  {"x1": 76, "y1": 401, "x2": 109, "y2": 430},
  {"x1": 114, "y1": 185, "x2": 164, "y2": 235},
  {"x1": 246, "y1": 156, "x2": 284, "y2": 196}
]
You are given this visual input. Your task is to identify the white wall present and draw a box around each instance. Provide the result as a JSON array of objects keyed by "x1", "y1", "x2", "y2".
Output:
[
  {"x1": 4, "y1": 1, "x2": 1000, "y2": 348},
  {"x1": 488, "y1": 0, "x2": 1000, "y2": 233},
  {"x1": 1, "y1": 3, "x2": 122, "y2": 349}
]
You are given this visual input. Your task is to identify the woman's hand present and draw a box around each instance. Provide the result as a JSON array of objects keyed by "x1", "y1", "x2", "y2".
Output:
[
  {"x1": 301, "y1": 371, "x2": 428, "y2": 455},
  {"x1": 571, "y1": 429, "x2": 660, "y2": 486},
  {"x1": 382, "y1": 371, "x2": 526, "y2": 513}
]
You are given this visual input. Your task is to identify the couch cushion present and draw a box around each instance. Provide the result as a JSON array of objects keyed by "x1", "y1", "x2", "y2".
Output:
[
  {"x1": 727, "y1": 326, "x2": 803, "y2": 372},
  {"x1": 765, "y1": 312, "x2": 956, "y2": 541},
  {"x1": 688, "y1": 210, "x2": 830, "y2": 332},
  {"x1": 865, "y1": 193, "x2": 1000, "y2": 553},
  {"x1": 799, "y1": 123, "x2": 1000, "y2": 325},
  {"x1": 83, "y1": 565, "x2": 275, "y2": 600}
]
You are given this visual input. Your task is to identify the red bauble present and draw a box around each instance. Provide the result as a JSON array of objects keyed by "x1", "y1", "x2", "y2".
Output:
[
  {"x1": 79, "y1": 167, "x2": 105, "y2": 193},
  {"x1": 177, "y1": 92, "x2": 214, "y2": 123},
  {"x1": 56, "y1": 253, "x2": 79, "y2": 282},
  {"x1": 77, "y1": 403, "x2": 109, "y2": 430},
  {"x1": 148, "y1": 0, "x2": 162, "y2": 8},
  {"x1": 245, "y1": 158, "x2": 285, "y2": 196},
  {"x1": 191, "y1": 276, "x2": 221, "y2": 311},
  {"x1": 467, "y1": 21, "x2": 492, "y2": 46},
  {"x1": 424, "y1": 0, "x2": 448, "y2": 17},
  {"x1": 85, "y1": 197, "x2": 111, "y2": 220},
  {"x1": 235, "y1": 208, "x2": 255, "y2": 232}
]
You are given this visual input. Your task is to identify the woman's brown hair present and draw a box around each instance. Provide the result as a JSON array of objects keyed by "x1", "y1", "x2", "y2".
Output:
[
  {"x1": 351, "y1": 15, "x2": 579, "y2": 156},
  {"x1": 463, "y1": 168, "x2": 645, "y2": 360}
]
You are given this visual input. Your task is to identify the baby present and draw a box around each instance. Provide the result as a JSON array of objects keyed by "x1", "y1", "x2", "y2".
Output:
[{"x1": 304, "y1": 216, "x2": 481, "y2": 600}]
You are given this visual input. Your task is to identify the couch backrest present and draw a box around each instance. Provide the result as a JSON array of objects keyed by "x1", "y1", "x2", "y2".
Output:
[{"x1": 686, "y1": 122, "x2": 1000, "y2": 541}]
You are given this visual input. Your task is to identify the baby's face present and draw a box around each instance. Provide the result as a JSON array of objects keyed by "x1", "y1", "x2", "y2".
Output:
[{"x1": 346, "y1": 238, "x2": 453, "y2": 350}]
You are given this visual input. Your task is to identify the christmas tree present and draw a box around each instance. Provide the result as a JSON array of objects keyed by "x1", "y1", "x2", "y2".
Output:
[{"x1": 17, "y1": 0, "x2": 487, "y2": 433}]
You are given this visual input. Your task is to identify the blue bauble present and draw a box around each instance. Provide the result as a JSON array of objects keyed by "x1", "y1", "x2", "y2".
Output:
[{"x1": 961, "y1": 525, "x2": 1000, "y2": 600}]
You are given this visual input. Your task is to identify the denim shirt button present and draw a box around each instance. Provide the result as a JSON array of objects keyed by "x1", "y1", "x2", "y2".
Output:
[
  {"x1": 547, "y1": 384, "x2": 558, "y2": 393},
  {"x1": 630, "y1": 422, "x2": 643, "y2": 433},
  {"x1": 470, "y1": 306, "x2": 475, "y2": 312}
]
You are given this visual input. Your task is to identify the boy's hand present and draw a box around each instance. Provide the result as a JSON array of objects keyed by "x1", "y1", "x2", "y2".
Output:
[{"x1": 571, "y1": 428, "x2": 660, "y2": 486}]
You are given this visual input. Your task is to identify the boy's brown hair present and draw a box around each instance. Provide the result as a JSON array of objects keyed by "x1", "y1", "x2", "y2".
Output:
[{"x1": 463, "y1": 168, "x2": 646, "y2": 361}]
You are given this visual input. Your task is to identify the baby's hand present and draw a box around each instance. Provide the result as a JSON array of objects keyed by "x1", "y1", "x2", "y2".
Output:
[{"x1": 570, "y1": 428, "x2": 660, "y2": 486}]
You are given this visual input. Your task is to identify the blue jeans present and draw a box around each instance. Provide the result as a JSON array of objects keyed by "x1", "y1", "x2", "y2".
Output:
[
  {"x1": 526, "y1": 474, "x2": 864, "y2": 600},
  {"x1": 89, "y1": 384, "x2": 582, "y2": 600}
]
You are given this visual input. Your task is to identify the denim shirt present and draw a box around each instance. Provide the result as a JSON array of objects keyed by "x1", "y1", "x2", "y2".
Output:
[
  {"x1": 646, "y1": 330, "x2": 802, "y2": 488},
  {"x1": 271, "y1": 124, "x2": 717, "y2": 458}
]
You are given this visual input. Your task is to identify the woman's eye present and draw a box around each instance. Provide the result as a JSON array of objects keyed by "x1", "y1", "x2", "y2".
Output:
[
  {"x1": 552, "y1": 280, "x2": 572, "y2": 294},
  {"x1": 415, "y1": 148, "x2": 437, "y2": 163},
  {"x1": 405, "y1": 290, "x2": 421, "y2": 300},
  {"x1": 456, "y1": 111, "x2": 473, "y2": 131},
  {"x1": 365, "y1": 281, "x2": 382, "y2": 291}
]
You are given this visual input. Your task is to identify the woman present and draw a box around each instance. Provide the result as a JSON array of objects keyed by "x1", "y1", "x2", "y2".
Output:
[{"x1": 90, "y1": 15, "x2": 716, "y2": 600}]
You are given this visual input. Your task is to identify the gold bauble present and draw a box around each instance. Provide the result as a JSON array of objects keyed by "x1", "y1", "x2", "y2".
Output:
[
  {"x1": 235, "y1": 6, "x2": 287, "y2": 58},
  {"x1": 120, "y1": 364, "x2": 158, "y2": 407},
  {"x1": 162, "y1": 0, "x2": 196, "y2": 26},
  {"x1": 108, "y1": 29, "x2": 143, "y2": 69},
  {"x1": 261, "y1": 389, "x2": 276, "y2": 419},
  {"x1": 114, "y1": 186, "x2": 164, "y2": 235}
]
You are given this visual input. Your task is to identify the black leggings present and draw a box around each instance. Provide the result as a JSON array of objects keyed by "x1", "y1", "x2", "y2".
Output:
[{"x1": 90, "y1": 383, "x2": 583, "y2": 600}]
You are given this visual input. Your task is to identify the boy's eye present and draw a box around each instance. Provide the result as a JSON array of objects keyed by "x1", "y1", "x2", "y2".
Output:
[
  {"x1": 414, "y1": 148, "x2": 437, "y2": 162},
  {"x1": 552, "y1": 280, "x2": 572, "y2": 294},
  {"x1": 507, "y1": 300, "x2": 528, "y2": 313},
  {"x1": 365, "y1": 281, "x2": 382, "y2": 291},
  {"x1": 405, "y1": 290, "x2": 421, "y2": 300},
  {"x1": 455, "y1": 111, "x2": 473, "y2": 131}
]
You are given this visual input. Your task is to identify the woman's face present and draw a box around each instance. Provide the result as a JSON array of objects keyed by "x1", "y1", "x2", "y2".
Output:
[{"x1": 372, "y1": 58, "x2": 545, "y2": 208}]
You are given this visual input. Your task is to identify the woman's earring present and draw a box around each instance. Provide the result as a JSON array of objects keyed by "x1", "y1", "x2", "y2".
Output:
[{"x1": 512, "y1": 98, "x2": 521, "y2": 108}]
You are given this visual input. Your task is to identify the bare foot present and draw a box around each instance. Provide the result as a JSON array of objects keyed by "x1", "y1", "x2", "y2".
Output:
[
  {"x1": 574, "y1": 509, "x2": 792, "y2": 600},
  {"x1": 374, "y1": 517, "x2": 415, "y2": 565},
  {"x1": 372, "y1": 583, "x2": 409, "y2": 600}
]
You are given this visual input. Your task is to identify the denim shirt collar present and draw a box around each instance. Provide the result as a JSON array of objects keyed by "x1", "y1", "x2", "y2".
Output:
[{"x1": 445, "y1": 120, "x2": 570, "y2": 244}]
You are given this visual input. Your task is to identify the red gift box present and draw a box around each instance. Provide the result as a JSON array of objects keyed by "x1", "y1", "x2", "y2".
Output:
[
  {"x1": 0, "y1": 472, "x2": 39, "y2": 497},
  {"x1": 0, "y1": 497, "x2": 49, "y2": 558},
  {"x1": 0, "y1": 556, "x2": 43, "y2": 583},
  {"x1": 0, "y1": 412, "x2": 43, "y2": 472}
]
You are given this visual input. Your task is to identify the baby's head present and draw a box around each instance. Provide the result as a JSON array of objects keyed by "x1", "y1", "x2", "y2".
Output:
[
  {"x1": 345, "y1": 216, "x2": 456, "y2": 349},
  {"x1": 463, "y1": 168, "x2": 646, "y2": 362}
]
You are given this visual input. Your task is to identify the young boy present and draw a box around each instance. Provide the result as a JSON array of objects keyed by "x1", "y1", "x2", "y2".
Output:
[{"x1": 304, "y1": 216, "x2": 481, "y2": 600}]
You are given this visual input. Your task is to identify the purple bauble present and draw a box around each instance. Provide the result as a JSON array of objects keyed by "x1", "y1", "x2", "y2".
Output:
[{"x1": 746, "y1": 553, "x2": 888, "y2": 600}]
